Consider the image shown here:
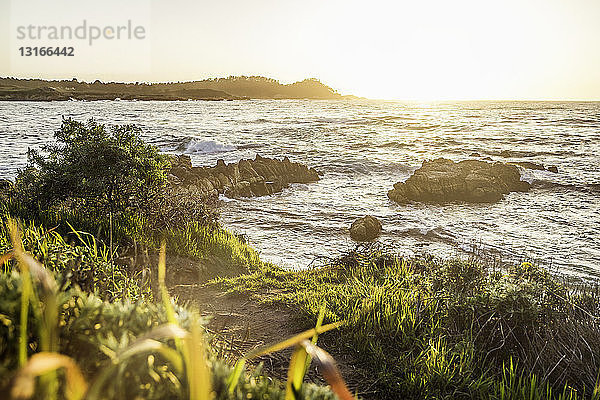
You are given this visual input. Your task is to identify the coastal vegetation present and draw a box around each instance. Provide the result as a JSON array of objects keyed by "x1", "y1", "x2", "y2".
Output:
[
  {"x1": 1, "y1": 119, "x2": 600, "y2": 399},
  {"x1": 221, "y1": 246, "x2": 600, "y2": 399}
]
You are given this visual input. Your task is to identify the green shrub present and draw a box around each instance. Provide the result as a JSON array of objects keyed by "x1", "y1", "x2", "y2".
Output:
[{"x1": 17, "y1": 118, "x2": 168, "y2": 215}]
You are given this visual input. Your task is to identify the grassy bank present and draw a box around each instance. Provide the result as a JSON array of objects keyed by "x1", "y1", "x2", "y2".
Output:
[{"x1": 220, "y1": 245, "x2": 600, "y2": 399}]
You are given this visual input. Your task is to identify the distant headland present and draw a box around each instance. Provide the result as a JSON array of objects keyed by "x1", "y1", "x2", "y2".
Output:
[{"x1": 0, "y1": 76, "x2": 359, "y2": 101}]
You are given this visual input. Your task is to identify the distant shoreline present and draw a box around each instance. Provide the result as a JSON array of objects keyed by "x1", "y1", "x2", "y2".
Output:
[{"x1": 0, "y1": 76, "x2": 361, "y2": 102}]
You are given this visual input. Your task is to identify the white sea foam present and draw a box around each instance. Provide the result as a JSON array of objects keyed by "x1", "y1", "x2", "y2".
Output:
[{"x1": 179, "y1": 139, "x2": 236, "y2": 154}]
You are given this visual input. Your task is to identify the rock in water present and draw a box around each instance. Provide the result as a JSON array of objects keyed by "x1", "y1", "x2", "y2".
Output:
[
  {"x1": 388, "y1": 158, "x2": 530, "y2": 204},
  {"x1": 350, "y1": 215, "x2": 382, "y2": 241},
  {"x1": 169, "y1": 154, "x2": 320, "y2": 198}
]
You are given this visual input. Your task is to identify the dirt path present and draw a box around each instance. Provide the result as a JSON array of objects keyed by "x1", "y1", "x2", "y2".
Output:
[{"x1": 170, "y1": 281, "x2": 372, "y2": 397}]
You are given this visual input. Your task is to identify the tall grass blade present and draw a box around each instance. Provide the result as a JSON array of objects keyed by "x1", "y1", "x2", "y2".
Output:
[
  {"x1": 158, "y1": 242, "x2": 177, "y2": 326},
  {"x1": 304, "y1": 304, "x2": 326, "y2": 375},
  {"x1": 286, "y1": 344, "x2": 309, "y2": 400},
  {"x1": 8, "y1": 219, "x2": 33, "y2": 368},
  {"x1": 11, "y1": 352, "x2": 87, "y2": 400},
  {"x1": 184, "y1": 313, "x2": 213, "y2": 400},
  {"x1": 226, "y1": 359, "x2": 246, "y2": 393},
  {"x1": 245, "y1": 321, "x2": 344, "y2": 360},
  {"x1": 285, "y1": 304, "x2": 327, "y2": 399},
  {"x1": 300, "y1": 340, "x2": 355, "y2": 400}
]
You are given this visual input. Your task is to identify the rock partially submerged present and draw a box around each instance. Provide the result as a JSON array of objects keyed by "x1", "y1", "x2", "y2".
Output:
[
  {"x1": 388, "y1": 158, "x2": 531, "y2": 204},
  {"x1": 169, "y1": 154, "x2": 320, "y2": 198},
  {"x1": 349, "y1": 216, "x2": 382, "y2": 242}
]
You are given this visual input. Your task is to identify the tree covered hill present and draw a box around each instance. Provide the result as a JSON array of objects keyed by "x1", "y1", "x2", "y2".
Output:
[{"x1": 0, "y1": 76, "x2": 349, "y2": 101}]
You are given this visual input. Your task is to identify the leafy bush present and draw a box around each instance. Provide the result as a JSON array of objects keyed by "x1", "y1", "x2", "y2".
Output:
[
  {"x1": 6, "y1": 118, "x2": 219, "y2": 252},
  {"x1": 18, "y1": 118, "x2": 169, "y2": 216}
]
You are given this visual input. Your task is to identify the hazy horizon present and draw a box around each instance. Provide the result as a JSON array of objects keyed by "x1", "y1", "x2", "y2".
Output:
[{"x1": 1, "y1": 0, "x2": 599, "y2": 101}]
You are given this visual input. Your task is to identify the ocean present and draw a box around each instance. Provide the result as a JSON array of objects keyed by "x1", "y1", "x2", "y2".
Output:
[{"x1": 1, "y1": 99, "x2": 599, "y2": 276}]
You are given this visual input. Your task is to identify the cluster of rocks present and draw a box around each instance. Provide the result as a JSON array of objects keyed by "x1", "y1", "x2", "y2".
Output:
[
  {"x1": 0, "y1": 152, "x2": 554, "y2": 245},
  {"x1": 168, "y1": 154, "x2": 320, "y2": 198},
  {"x1": 388, "y1": 158, "x2": 531, "y2": 204}
]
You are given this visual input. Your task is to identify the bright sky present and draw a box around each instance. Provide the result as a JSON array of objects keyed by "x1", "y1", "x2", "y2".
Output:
[{"x1": 1, "y1": 0, "x2": 599, "y2": 100}]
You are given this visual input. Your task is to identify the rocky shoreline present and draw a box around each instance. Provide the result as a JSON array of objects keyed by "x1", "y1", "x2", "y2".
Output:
[{"x1": 168, "y1": 154, "x2": 320, "y2": 198}]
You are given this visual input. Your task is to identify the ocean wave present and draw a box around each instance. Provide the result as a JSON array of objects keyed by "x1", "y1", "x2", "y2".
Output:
[
  {"x1": 551, "y1": 117, "x2": 600, "y2": 126},
  {"x1": 175, "y1": 138, "x2": 237, "y2": 154},
  {"x1": 223, "y1": 118, "x2": 278, "y2": 124},
  {"x1": 494, "y1": 149, "x2": 538, "y2": 158},
  {"x1": 403, "y1": 122, "x2": 440, "y2": 131},
  {"x1": 237, "y1": 143, "x2": 263, "y2": 150},
  {"x1": 368, "y1": 115, "x2": 415, "y2": 122},
  {"x1": 475, "y1": 148, "x2": 579, "y2": 158},
  {"x1": 327, "y1": 160, "x2": 413, "y2": 176}
]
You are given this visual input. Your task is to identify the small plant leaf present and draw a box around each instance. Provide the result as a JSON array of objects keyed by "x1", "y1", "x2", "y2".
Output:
[{"x1": 226, "y1": 359, "x2": 246, "y2": 393}]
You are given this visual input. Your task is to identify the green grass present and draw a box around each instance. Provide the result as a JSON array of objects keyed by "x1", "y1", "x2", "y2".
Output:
[
  {"x1": 0, "y1": 269, "x2": 341, "y2": 400},
  {"x1": 0, "y1": 219, "x2": 344, "y2": 400},
  {"x1": 162, "y1": 222, "x2": 263, "y2": 276},
  {"x1": 4, "y1": 205, "x2": 600, "y2": 399},
  {"x1": 1, "y1": 197, "x2": 148, "y2": 250},
  {"x1": 219, "y1": 245, "x2": 600, "y2": 399},
  {"x1": 0, "y1": 216, "x2": 148, "y2": 301}
]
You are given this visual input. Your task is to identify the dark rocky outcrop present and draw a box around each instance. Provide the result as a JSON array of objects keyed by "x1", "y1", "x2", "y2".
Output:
[
  {"x1": 168, "y1": 154, "x2": 320, "y2": 199},
  {"x1": 388, "y1": 158, "x2": 531, "y2": 204},
  {"x1": 349, "y1": 216, "x2": 382, "y2": 242}
]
